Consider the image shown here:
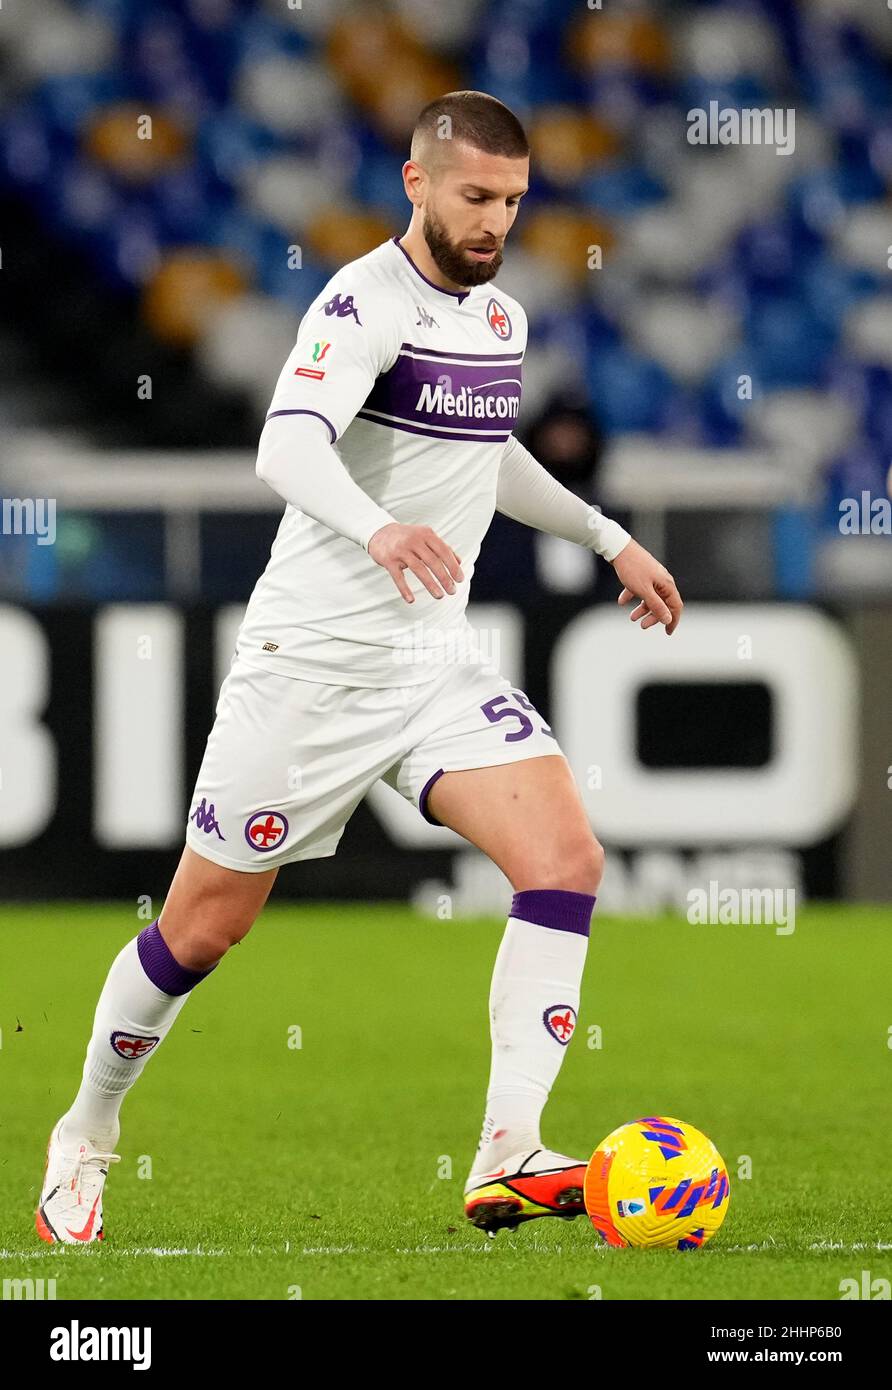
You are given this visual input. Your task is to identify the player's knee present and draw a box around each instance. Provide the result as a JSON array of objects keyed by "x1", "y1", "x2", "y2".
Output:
[
  {"x1": 589, "y1": 837, "x2": 607, "y2": 891},
  {"x1": 160, "y1": 850, "x2": 276, "y2": 970},
  {"x1": 160, "y1": 888, "x2": 262, "y2": 969},
  {"x1": 189, "y1": 911, "x2": 255, "y2": 964},
  {"x1": 558, "y1": 836, "x2": 605, "y2": 895},
  {"x1": 516, "y1": 836, "x2": 605, "y2": 896}
]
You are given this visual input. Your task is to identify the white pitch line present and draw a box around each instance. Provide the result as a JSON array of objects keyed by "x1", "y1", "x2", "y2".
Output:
[
  {"x1": 721, "y1": 1240, "x2": 892, "y2": 1254},
  {"x1": 808, "y1": 1241, "x2": 892, "y2": 1252},
  {"x1": 0, "y1": 1247, "x2": 226, "y2": 1259},
  {"x1": 0, "y1": 1241, "x2": 565, "y2": 1259}
]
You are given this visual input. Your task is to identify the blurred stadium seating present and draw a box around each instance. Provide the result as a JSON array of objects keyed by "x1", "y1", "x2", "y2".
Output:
[{"x1": 1, "y1": 0, "x2": 891, "y2": 600}]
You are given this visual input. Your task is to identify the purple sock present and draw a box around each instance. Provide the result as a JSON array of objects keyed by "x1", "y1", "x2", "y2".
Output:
[
  {"x1": 136, "y1": 920, "x2": 218, "y2": 996},
  {"x1": 509, "y1": 888, "x2": 596, "y2": 937}
]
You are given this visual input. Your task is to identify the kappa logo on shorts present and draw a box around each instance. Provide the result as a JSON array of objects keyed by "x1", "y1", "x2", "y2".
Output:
[
  {"x1": 189, "y1": 796, "x2": 225, "y2": 840},
  {"x1": 543, "y1": 1004, "x2": 577, "y2": 1046},
  {"x1": 110, "y1": 1031, "x2": 161, "y2": 1060},
  {"x1": 245, "y1": 810, "x2": 289, "y2": 852}
]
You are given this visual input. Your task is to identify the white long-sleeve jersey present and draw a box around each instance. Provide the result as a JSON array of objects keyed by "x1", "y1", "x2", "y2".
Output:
[{"x1": 238, "y1": 236, "x2": 629, "y2": 686}]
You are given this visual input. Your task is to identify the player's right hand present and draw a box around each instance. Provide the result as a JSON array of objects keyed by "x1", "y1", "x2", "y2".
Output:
[{"x1": 367, "y1": 523, "x2": 464, "y2": 603}]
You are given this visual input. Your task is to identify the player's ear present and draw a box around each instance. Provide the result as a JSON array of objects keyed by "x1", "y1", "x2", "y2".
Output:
[{"x1": 402, "y1": 160, "x2": 425, "y2": 206}]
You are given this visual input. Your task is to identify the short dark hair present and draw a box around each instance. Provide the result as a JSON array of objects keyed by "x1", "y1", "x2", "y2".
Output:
[{"x1": 411, "y1": 90, "x2": 529, "y2": 165}]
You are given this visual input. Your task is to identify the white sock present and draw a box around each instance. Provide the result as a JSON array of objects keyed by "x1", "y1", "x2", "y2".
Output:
[
  {"x1": 471, "y1": 889, "x2": 595, "y2": 1177},
  {"x1": 62, "y1": 920, "x2": 216, "y2": 1151}
]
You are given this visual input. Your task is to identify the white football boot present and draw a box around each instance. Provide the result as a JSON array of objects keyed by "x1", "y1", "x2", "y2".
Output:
[
  {"x1": 36, "y1": 1119, "x2": 120, "y2": 1244},
  {"x1": 464, "y1": 1147, "x2": 588, "y2": 1233}
]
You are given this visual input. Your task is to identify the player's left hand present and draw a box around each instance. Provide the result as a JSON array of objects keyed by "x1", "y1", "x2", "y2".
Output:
[{"x1": 612, "y1": 539, "x2": 683, "y2": 635}]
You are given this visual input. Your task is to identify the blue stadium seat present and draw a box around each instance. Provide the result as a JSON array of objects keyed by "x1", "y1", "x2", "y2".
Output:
[
  {"x1": 579, "y1": 163, "x2": 667, "y2": 216},
  {"x1": 586, "y1": 345, "x2": 674, "y2": 434},
  {"x1": 196, "y1": 108, "x2": 282, "y2": 189},
  {"x1": 150, "y1": 164, "x2": 224, "y2": 243},
  {"x1": 35, "y1": 72, "x2": 134, "y2": 140},
  {"x1": 823, "y1": 440, "x2": 890, "y2": 531},
  {"x1": 743, "y1": 295, "x2": 837, "y2": 388}
]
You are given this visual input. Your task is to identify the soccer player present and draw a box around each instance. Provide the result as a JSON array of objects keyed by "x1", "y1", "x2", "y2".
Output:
[{"x1": 36, "y1": 91, "x2": 682, "y2": 1243}]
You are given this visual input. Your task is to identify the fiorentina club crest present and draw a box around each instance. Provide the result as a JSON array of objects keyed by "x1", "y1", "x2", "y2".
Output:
[
  {"x1": 244, "y1": 810, "x2": 288, "y2": 852},
  {"x1": 543, "y1": 1004, "x2": 577, "y2": 1045},
  {"x1": 110, "y1": 1031, "x2": 160, "y2": 1060},
  {"x1": 486, "y1": 297, "x2": 512, "y2": 340}
]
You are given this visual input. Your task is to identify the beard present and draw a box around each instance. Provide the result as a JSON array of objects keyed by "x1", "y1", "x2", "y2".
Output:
[{"x1": 423, "y1": 208, "x2": 503, "y2": 287}]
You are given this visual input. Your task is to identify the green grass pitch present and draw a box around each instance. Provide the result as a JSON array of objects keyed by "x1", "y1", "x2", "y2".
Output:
[{"x1": 1, "y1": 902, "x2": 890, "y2": 1300}]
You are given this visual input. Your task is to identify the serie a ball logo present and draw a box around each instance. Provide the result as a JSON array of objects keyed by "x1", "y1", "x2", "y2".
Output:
[{"x1": 584, "y1": 1116, "x2": 730, "y2": 1250}]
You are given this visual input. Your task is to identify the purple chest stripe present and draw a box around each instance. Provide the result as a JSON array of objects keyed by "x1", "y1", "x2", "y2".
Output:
[{"x1": 362, "y1": 349, "x2": 523, "y2": 443}]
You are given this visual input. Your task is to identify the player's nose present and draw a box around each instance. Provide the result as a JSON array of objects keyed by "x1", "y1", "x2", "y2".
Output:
[
  {"x1": 478, "y1": 212, "x2": 508, "y2": 242},
  {"x1": 479, "y1": 217, "x2": 506, "y2": 242}
]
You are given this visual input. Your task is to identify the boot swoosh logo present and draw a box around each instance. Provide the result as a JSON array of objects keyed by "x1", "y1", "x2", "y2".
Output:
[{"x1": 65, "y1": 1192, "x2": 101, "y2": 1242}]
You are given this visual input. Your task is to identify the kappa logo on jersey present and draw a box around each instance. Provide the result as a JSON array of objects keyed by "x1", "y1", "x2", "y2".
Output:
[
  {"x1": 486, "y1": 297, "x2": 512, "y2": 340},
  {"x1": 244, "y1": 810, "x2": 289, "y2": 852},
  {"x1": 189, "y1": 796, "x2": 225, "y2": 840},
  {"x1": 323, "y1": 292, "x2": 362, "y2": 325},
  {"x1": 295, "y1": 340, "x2": 331, "y2": 380},
  {"x1": 110, "y1": 1031, "x2": 160, "y2": 1060},
  {"x1": 415, "y1": 304, "x2": 439, "y2": 328},
  {"x1": 543, "y1": 1004, "x2": 577, "y2": 1045}
]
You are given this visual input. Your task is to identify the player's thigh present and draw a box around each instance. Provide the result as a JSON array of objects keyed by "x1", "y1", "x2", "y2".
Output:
[
  {"x1": 159, "y1": 845, "x2": 278, "y2": 970},
  {"x1": 426, "y1": 754, "x2": 604, "y2": 893},
  {"x1": 187, "y1": 659, "x2": 405, "y2": 873}
]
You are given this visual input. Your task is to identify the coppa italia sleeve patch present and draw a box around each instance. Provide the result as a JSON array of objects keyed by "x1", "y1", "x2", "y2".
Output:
[{"x1": 295, "y1": 341, "x2": 332, "y2": 380}]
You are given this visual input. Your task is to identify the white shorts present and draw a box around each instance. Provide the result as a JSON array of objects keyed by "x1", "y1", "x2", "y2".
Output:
[{"x1": 185, "y1": 654, "x2": 565, "y2": 871}]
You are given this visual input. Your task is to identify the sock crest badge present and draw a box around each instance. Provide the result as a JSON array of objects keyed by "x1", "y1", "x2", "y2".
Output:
[
  {"x1": 543, "y1": 1004, "x2": 576, "y2": 1045},
  {"x1": 110, "y1": 1031, "x2": 160, "y2": 1060}
]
